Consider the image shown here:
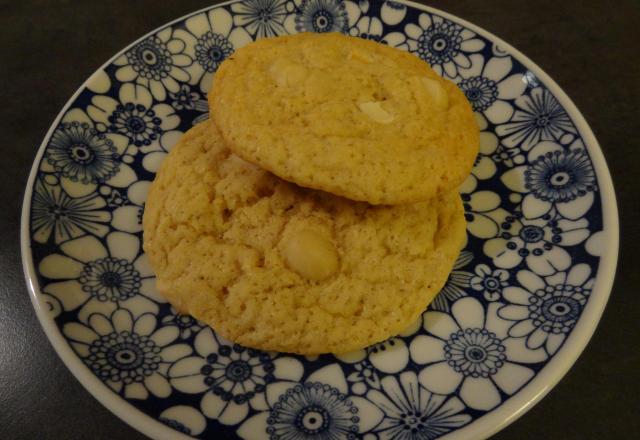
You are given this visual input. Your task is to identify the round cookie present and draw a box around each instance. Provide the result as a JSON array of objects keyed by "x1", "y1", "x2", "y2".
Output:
[
  {"x1": 209, "y1": 32, "x2": 479, "y2": 205},
  {"x1": 143, "y1": 122, "x2": 467, "y2": 354}
]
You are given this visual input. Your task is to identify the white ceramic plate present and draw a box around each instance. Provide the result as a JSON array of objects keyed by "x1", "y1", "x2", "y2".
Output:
[{"x1": 21, "y1": 1, "x2": 618, "y2": 438}]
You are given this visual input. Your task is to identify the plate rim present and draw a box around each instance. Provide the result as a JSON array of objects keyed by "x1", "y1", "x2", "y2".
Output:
[{"x1": 20, "y1": 1, "x2": 619, "y2": 439}]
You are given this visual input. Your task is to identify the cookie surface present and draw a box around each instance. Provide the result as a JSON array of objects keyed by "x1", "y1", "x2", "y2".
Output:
[
  {"x1": 143, "y1": 122, "x2": 466, "y2": 354},
  {"x1": 209, "y1": 32, "x2": 479, "y2": 205}
]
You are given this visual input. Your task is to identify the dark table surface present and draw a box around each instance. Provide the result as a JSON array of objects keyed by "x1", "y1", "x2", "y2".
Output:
[{"x1": 1, "y1": 1, "x2": 639, "y2": 439}]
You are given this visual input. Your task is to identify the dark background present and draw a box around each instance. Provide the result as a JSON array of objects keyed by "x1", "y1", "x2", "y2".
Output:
[{"x1": 1, "y1": 1, "x2": 638, "y2": 438}]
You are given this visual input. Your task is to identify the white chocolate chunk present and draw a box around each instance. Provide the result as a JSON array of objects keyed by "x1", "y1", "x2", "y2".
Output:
[
  {"x1": 358, "y1": 101, "x2": 395, "y2": 124},
  {"x1": 269, "y1": 59, "x2": 307, "y2": 88},
  {"x1": 422, "y1": 77, "x2": 449, "y2": 110},
  {"x1": 282, "y1": 229, "x2": 339, "y2": 281},
  {"x1": 348, "y1": 48, "x2": 374, "y2": 63}
]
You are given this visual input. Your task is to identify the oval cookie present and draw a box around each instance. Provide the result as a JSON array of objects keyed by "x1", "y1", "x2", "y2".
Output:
[
  {"x1": 143, "y1": 122, "x2": 466, "y2": 354},
  {"x1": 209, "y1": 32, "x2": 479, "y2": 205}
]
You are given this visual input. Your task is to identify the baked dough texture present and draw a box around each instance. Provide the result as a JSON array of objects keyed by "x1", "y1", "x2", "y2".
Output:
[
  {"x1": 143, "y1": 122, "x2": 466, "y2": 354},
  {"x1": 209, "y1": 32, "x2": 479, "y2": 205}
]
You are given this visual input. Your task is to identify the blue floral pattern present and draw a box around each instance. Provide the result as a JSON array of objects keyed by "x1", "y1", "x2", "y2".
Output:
[
  {"x1": 496, "y1": 86, "x2": 576, "y2": 151},
  {"x1": 25, "y1": 1, "x2": 611, "y2": 438},
  {"x1": 64, "y1": 308, "x2": 192, "y2": 399},
  {"x1": 174, "y1": 8, "x2": 253, "y2": 93},
  {"x1": 366, "y1": 371, "x2": 471, "y2": 438},
  {"x1": 114, "y1": 28, "x2": 192, "y2": 101},
  {"x1": 31, "y1": 177, "x2": 111, "y2": 244},
  {"x1": 46, "y1": 122, "x2": 122, "y2": 184},
  {"x1": 432, "y1": 250, "x2": 473, "y2": 312},
  {"x1": 294, "y1": 0, "x2": 349, "y2": 33},
  {"x1": 231, "y1": 0, "x2": 293, "y2": 38},
  {"x1": 499, "y1": 264, "x2": 594, "y2": 354},
  {"x1": 384, "y1": 12, "x2": 485, "y2": 78}
]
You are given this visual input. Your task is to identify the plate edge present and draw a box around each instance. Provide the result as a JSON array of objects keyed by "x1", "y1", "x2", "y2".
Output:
[
  {"x1": 18, "y1": 2, "x2": 250, "y2": 439},
  {"x1": 19, "y1": 1, "x2": 620, "y2": 440},
  {"x1": 396, "y1": 1, "x2": 620, "y2": 439}
]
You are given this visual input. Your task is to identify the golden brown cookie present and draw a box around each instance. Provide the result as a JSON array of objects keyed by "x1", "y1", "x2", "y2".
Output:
[
  {"x1": 209, "y1": 32, "x2": 478, "y2": 205},
  {"x1": 143, "y1": 122, "x2": 466, "y2": 354}
]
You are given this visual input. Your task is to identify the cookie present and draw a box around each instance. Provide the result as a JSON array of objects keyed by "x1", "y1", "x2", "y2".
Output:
[
  {"x1": 143, "y1": 122, "x2": 466, "y2": 354},
  {"x1": 209, "y1": 32, "x2": 479, "y2": 205}
]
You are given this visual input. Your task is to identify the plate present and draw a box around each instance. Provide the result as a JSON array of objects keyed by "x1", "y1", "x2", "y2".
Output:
[{"x1": 20, "y1": 1, "x2": 618, "y2": 438}]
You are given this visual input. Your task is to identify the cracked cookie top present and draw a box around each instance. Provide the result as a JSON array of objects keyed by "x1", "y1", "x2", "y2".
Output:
[{"x1": 143, "y1": 122, "x2": 466, "y2": 354}]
